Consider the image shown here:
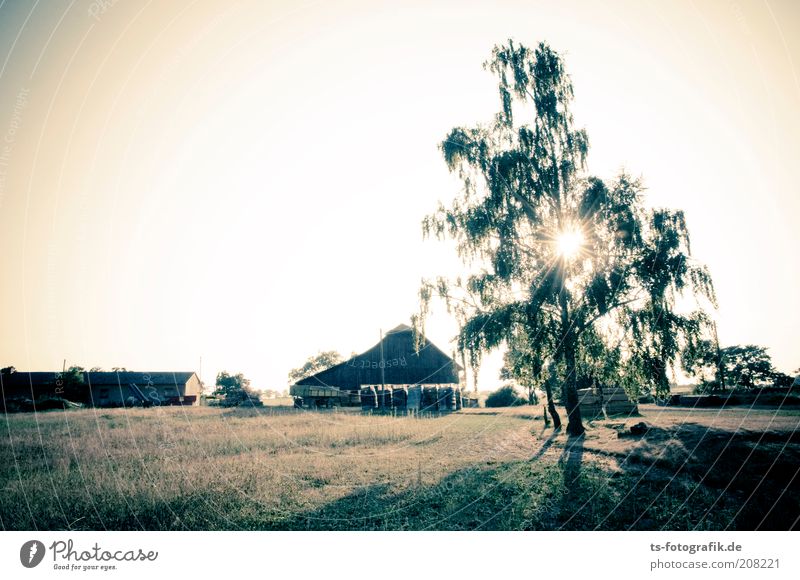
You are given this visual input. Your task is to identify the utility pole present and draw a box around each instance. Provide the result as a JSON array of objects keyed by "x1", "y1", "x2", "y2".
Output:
[{"x1": 379, "y1": 329, "x2": 385, "y2": 388}]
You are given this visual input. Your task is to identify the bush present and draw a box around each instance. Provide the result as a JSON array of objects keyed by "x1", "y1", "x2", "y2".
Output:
[
  {"x1": 213, "y1": 371, "x2": 263, "y2": 407},
  {"x1": 218, "y1": 388, "x2": 263, "y2": 408},
  {"x1": 692, "y1": 380, "x2": 726, "y2": 394},
  {"x1": 1, "y1": 397, "x2": 34, "y2": 413},
  {"x1": 485, "y1": 385, "x2": 526, "y2": 408},
  {"x1": 1, "y1": 396, "x2": 83, "y2": 413}
]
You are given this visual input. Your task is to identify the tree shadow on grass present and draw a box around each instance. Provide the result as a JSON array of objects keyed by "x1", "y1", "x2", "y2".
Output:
[
  {"x1": 531, "y1": 430, "x2": 559, "y2": 461},
  {"x1": 560, "y1": 434, "x2": 584, "y2": 482},
  {"x1": 605, "y1": 422, "x2": 800, "y2": 530},
  {"x1": 283, "y1": 431, "x2": 575, "y2": 531},
  {"x1": 285, "y1": 422, "x2": 799, "y2": 531},
  {"x1": 8, "y1": 422, "x2": 794, "y2": 531}
]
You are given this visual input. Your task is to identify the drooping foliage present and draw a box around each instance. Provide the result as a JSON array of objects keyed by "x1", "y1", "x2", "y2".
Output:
[{"x1": 416, "y1": 40, "x2": 716, "y2": 435}]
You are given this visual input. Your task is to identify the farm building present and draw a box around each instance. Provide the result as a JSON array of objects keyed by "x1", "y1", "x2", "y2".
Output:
[
  {"x1": 0, "y1": 370, "x2": 202, "y2": 408},
  {"x1": 292, "y1": 324, "x2": 463, "y2": 409}
]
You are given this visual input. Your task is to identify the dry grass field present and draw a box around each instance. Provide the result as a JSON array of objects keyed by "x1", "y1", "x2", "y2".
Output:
[{"x1": 1, "y1": 404, "x2": 798, "y2": 530}]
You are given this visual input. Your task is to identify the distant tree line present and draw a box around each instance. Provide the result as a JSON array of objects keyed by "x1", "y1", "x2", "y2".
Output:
[{"x1": 682, "y1": 343, "x2": 795, "y2": 391}]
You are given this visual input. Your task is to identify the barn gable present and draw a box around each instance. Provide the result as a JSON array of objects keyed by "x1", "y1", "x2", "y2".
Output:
[{"x1": 295, "y1": 324, "x2": 462, "y2": 391}]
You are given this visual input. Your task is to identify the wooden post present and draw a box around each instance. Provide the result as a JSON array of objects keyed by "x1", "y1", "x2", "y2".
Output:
[{"x1": 379, "y1": 328, "x2": 385, "y2": 389}]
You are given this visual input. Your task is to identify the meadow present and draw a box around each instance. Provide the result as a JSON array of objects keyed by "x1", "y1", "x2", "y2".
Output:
[{"x1": 1, "y1": 404, "x2": 798, "y2": 530}]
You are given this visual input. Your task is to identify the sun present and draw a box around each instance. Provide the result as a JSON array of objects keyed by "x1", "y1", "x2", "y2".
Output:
[{"x1": 556, "y1": 228, "x2": 584, "y2": 259}]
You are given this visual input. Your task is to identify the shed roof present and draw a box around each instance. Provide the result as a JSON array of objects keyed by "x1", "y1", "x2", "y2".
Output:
[
  {"x1": 295, "y1": 324, "x2": 461, "y2": 390},
  {"x1": 1, "y1": 371, "x2": 198, "y2": 397}
]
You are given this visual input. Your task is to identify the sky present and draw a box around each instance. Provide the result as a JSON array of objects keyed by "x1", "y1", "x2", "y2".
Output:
[{"x1": 0, "y1": 0, "x2": 797, "y2": 390}]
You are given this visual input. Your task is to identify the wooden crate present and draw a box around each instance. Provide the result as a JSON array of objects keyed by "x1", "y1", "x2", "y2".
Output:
[
  {"x1": 360, "y1": 386, "x2": 377, "y2": 411},
  {"x1": 407, "y1": 385, "x2": 422, "y2": 412},
  {"x1": 392, "y1": 386, "x2": 408, "y2": 412},
  {"x1": 421, "y1": 386, "x2": 439, "y2": 413},
  {"x1": 438, "y1": 386, "x2": 455, "y2": 412}
]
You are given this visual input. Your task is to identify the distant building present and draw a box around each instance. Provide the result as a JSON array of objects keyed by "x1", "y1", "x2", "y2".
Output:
[
  {"x1": 293, "y1": 324, "x2": 463, "y2": 393},
  {"x1": 0, "y1": 371, "x2": 201, "y2": 407}
]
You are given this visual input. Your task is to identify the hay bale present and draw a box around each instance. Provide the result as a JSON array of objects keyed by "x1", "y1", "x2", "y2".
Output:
[
  {"x1": 392, "y1": 386, "x2": 408, "y2": 412},
  {"x1": 422, "y1": 386, "x2": 439, "y2": 413},
  {"x1": 360, "y1": 386, "x2": 377, "y2": 411},
  {"x1": 377, "y1": 386, "x2": 393, "y2": 411},
  {"x1": 438, "y1": 386, "x2": 455, "y2": 412},
  {"x1": 462, "y1": 396, "x2": 478, "y2": 408},
  {"x1": 407, "y1": 385, "x2": 422, "y2": 413}
]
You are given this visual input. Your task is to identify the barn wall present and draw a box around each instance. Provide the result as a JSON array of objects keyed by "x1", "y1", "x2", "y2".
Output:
[
  {"x1": 184, "y1": 374, "x2": 202, "y2": 397},
  {"x1": 1, "y1": 371, "x2": 201, "y2": 407},
  {"x1": 90, "y1": 384, "x2": 134, "y2": 406},
  {"x1": 89, "y1": 374, "x2": 201, "y2": 407}
]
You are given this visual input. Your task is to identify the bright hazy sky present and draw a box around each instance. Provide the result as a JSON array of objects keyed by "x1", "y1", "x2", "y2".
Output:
[{"x1": 0, "y1": 0, "x2": 797, "y2": 390}]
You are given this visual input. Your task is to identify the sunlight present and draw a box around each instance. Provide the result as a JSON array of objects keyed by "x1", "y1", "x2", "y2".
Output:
[{"x1": 556, "y1": 228, "x2": 584, "y2": 259}]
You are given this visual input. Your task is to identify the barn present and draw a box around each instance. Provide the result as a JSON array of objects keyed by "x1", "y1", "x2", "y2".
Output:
[
  {"x1": 293, "y1": 324, "x2": 463, "y2": 409},
  {"x1": 0, "y1": 370, "x2": 202, "y2": 408}
]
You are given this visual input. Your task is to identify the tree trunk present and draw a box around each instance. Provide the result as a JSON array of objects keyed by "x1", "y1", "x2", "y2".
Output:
[
  {"x1": 559, "y1": 285, "x2": 585, "y2": 436},
  {"x1": 543, "y1": 377, "x2": 561, "y2": 429},
  {"x1": 561, "y1": 337, "x2": 584, "y2": 436}
]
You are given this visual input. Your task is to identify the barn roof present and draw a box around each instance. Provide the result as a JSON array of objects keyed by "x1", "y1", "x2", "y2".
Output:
[
  {"x1": 0, "y1": 371, "x2": 198, "y2": 397},
  {"x1": 294, "y1": 324, "x2": 462, "y2": 390}
]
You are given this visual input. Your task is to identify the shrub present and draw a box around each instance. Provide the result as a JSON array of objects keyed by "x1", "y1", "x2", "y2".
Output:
[
  {"x1": 213, "y1": 371, "x2": 263, "y2": 407},
  {"x1": 485, "y1": 385, "x2": 526, "y2": 408},
  {"x1": 219, "y1": 388, "x2": 263, "y2": 408}
]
